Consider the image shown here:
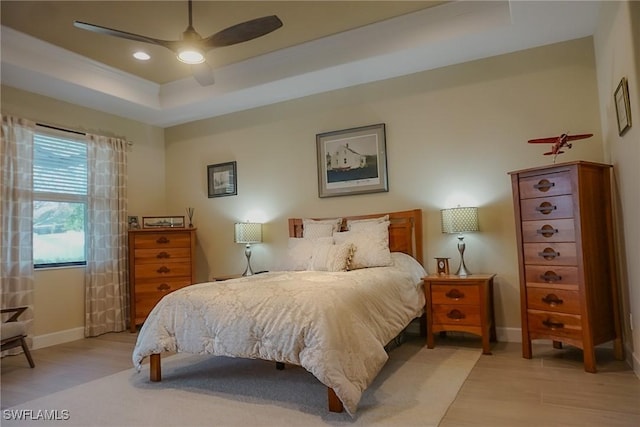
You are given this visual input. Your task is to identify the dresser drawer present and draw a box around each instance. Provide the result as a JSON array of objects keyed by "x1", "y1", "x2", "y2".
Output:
[
  {"x1": 431, "y1": 284, "x2": 480, "y2": 305},
  {"x1": 519, "y1": 171, "x2": 572, "y2": 199},
  {"x1": 134, "y1": 278, "x2": 192, "y2": 318},
  {"x1": 526, "y1": 287, "x2": 581, "y2": 314},
  {"x1": 134, "y1": 247, "x2": 192, "y2": 264},
  {"x1": 527, "y1": 309, "x2": 582, "y2": 340},
  {"x1": 135, "y1": 262, "x2": 192, "y2": 278},
  {"x1": 432, "y1": 304, "x2": 481, "y2": 326},
  {"x1": 134, "y1": 232, "x2": 192, "y2": 249},
  {"x1": 521, "y1": 219, "x2": 576, "y2": 243},
  {"x1": 525, "y1": 265, "x2": 579, "y2": 288},
  {"x1": 520, "y1": 195, "x2": 574, "y2": 221},
  {"x1": 523, "y1": 243, "x2": 577, "y2": 266}
]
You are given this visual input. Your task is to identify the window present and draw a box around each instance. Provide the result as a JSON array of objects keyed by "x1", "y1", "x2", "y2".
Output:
[{"x1": 33, "y1": 127, "x2": 87, "y2": 268}]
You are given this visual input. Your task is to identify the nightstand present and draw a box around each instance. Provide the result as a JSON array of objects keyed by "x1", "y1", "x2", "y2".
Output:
[{"x1": 423, "y1": 274, "x2": 496, "y2": 354}]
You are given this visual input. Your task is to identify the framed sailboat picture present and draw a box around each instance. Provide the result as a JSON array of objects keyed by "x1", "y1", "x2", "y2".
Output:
[{"x1": 316, "y1": 123, "x2": 388, "y2": 198}]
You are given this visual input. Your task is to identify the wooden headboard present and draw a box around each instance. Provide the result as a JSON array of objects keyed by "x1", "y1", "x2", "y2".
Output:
[{"x1": 288, "y1": 209, "x2": 423, "y2": 266}]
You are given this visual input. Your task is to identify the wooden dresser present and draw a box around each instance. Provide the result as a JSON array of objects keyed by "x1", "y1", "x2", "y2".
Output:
[
  {"x1": 128, "y1": 228, "x2": 196, "y2": 332},
  {"x1": 509, "y1": 161, "x2": 623, "y2": 372}
]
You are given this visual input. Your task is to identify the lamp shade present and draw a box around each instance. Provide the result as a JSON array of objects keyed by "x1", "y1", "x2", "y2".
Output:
[
  {"x1": 441, "y1": 207, "x2": 479, "y2": 234},
  {"x1": 234, "y1": 222, "x2": 263, "y2": 244}
]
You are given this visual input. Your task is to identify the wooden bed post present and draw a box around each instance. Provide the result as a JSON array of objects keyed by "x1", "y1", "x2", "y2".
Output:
[
  {"x1": 150, "y1": 353, "x2": 161, "y2": 382},
  {"x1": 328, "y1": 387, "x2": 344, "y2": 413}
]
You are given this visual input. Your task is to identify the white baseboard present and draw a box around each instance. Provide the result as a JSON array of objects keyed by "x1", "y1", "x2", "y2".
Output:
[{"x1": 32, "y1": 327, "x2": 84, "y2": 350}]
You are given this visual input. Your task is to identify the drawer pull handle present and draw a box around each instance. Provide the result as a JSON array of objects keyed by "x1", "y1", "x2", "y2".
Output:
[
  {"x1": 157, "y1": 252, "x2": 170, "y2": 259},
  {"x1": 541, "y1": 294, "x2": 564, "y2": 306},
  {"x1": 446, "y1": 309, "x2": 466, "y2": 321},
  {"x1": 535, "y1": 202, "x2": 557, "y2": 215},
  {"x1": 533, "y1": 179, "x2": 555, "y2": 192},
  {"x1": 542, "y1": 319, "x2": 564, "y2": 330},
  {"x1": 536, "y1": 225, "x2": 559, "y2": 237},
  {"x1": 156, "y1": 237, "x2": 170, "y2": 244},
  {"x1": 445, "y1": 289, "x2": 464, "y2": 300},
  {"x1": 538, "y1": 248, "x2": 560, "y2": 260},
  {"x1": 157, "y1": 266, "x2": 170, "y2": 274},
  {"x1": 157, "y1": 283, "x2": 170, "y2": 291},
  {"x1": 540, "y1": 271, "x2": 562, "y2": 282}
]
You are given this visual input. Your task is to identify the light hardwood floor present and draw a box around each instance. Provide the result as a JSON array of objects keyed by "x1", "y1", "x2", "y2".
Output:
[{"x1": 1, "y1": 332, "x2": 639, "y2": 426}]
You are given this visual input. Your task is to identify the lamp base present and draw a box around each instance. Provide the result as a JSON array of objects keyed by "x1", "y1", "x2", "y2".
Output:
[
  {"x1": 455, "y1": 236, "x2": 471, "y2": 277},
  {"x1": 242, "y1": 244, "x2": 254, "y2": 276}
]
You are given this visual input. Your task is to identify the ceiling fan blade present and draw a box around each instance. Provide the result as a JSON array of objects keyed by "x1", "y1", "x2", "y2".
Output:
[
  {"x1": 203, "y1": 15, "x2": 283, "y2": 49},
  {"x1": 191, "y1": 62, "x2": 215, "y2": 86},
  {"x1": 74, "y1": 21, "x2": 176, "y2": 50}
]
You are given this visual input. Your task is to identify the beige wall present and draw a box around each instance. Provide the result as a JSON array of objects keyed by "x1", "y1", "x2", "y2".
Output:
[
  {"x1": 594, "y1": 0, "x2": 640, "y2": 373},
  {"x1": 164, "y1": 37, "x2": 604, "y2": 339},
  {"x1": 1, "y1": 86, "x2": 167, "y2": 337}
]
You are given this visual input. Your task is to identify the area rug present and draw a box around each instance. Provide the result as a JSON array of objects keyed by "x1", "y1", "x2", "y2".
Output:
[{"x1": 3, "y1": 339, "x2": 480, "y2": 427}]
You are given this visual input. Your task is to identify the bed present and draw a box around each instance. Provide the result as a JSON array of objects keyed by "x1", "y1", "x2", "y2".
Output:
[{"x1": 132, "y1": 209, "x2": 426, "y2": 416}]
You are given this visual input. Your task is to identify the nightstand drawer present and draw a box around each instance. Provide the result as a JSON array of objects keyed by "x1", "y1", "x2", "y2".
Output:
[
  {"x1": 432, "y1": 304, "x2": 481, "y2": 326},
  {"x1": 431, "y1": 284, "x2": 480, "y2": 305}
]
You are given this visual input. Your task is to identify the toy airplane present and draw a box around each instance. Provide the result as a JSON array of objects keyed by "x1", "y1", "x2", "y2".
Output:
[{"x1": 528, "y1": 132, "x2": 593, "y2": 163}]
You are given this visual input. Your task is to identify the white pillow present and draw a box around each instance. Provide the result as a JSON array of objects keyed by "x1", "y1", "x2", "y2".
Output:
[
  {"x1": 347, "y1": 215, "x2": 389, "y2": 230},
  {"x1": 333, "y1": 221, "x2": 391, "y2": 269},
  {"x1": 281, "y1": 237, "x2": 333, "y2": 271},
  {"x1": 302, "y1": 218, "x2": 342, "y2": 238},
  {"x1": 308, "y1": 242, "x2": 354, "y2": 272}
]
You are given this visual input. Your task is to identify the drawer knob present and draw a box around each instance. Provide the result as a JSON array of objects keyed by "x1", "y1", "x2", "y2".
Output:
[
  {"x1": 156, "y1": 237, "x2": 170, "y2": 244},
  {"x1": 446, "y1": 309, "x2": 466, "y2": 320},
  {"x1": 445, "y1": 289, "x2": 464, "y2": 300},
  {"x1": 157, "y1": 251, "x2": 170, "y2": 259},
  {"x1": 157, "y1": 283, "x2": 170, "y2": 291},
  {"x1": 540, "y1": 271, "x2": 562, "y2": 282},
  {"x1": 538, "y1": 248, "x2": 560, "y2": 260},
  {"x1": 533, "y1": 179, "x2": 555, "y2": 192},
  {"x1": 536, "y1": 225, "x2": 559, "y2": 238},
  {"x1": 541, "y1": 293, "x2": 564, "y2": 306},
  {"x1": 157, "y1": 266, "x2": 170, "y2": 274},
  {"x1": 535, "y1": 202, "x2": 557, "y2": 215},
  {"x1": 542, "y1": 318, "x2": 564, "y2": 330}
]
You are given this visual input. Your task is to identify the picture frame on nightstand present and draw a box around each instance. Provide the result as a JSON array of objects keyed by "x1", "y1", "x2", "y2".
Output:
[{"x1": 435, "y1": 257, "x2": 450, "y2": 276}]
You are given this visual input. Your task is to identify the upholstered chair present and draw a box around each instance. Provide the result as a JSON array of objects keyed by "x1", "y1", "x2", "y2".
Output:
[{"x1": 1, "y1": 306, "x2": 35, "y2": 368}]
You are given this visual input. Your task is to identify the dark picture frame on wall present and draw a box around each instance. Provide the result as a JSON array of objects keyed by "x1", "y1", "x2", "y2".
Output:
[
  {"x1": 207, "y1": 161, "x2": 237, "y2": 198},
  {"x1": 316, "y1": 123, "x2": 388, "y2": 198},
  {"x1": 614, "y1": 77, "x2": 632, "y2": 136}
]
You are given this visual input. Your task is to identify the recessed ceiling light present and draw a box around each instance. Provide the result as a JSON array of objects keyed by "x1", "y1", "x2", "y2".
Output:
[{"x1": 133, "y1": 51, "x2": 150, "y2": 61}]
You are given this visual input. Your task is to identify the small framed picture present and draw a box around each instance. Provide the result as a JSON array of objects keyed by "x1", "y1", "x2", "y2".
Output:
[
  {"x1": 614, "y1": 77, "x2": 632, "y2": 136},
  {"x1": 208, "y1": 161, "x2": 237, "y2": 198},
  {"x1": 142, "y1": 216, "x2": 185, "y2": 229},
  {"x1": 128, "y1": 215, "x2": 140, "y2": 229}
]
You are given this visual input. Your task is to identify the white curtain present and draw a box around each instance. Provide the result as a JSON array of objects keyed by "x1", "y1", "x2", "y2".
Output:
[
  {"x1": 1, "y1": 115, "x2": 35, "y2": 354},
  {"x1": 84, "y1": 134, "x2": 128, "y2": 337}
]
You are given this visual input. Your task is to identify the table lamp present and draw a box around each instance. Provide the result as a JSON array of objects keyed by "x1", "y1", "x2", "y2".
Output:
[
  {"x1": 234, "y1": 222, "x2": 263, "y2": 276},
  {"x1": 440, "y1": 206, "x2": 479, "y2": 276}
]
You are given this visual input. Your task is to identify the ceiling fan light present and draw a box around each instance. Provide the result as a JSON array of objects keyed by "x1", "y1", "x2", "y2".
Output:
[{"x1": 177, "y1": 49, "x2": 205, "y2": 64}]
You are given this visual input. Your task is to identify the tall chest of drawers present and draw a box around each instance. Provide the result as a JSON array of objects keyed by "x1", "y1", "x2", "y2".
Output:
[
  {"x1": 509, "y1": 161, "x2": 623, "y2": 372},
  {"x1": 128, "y1": 228, "x2": 196, "y2": 332}
]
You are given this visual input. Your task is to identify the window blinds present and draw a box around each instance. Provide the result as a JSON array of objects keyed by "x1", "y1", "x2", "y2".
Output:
[{"x1": 33, "y1": 133, "x2": 87, "y2": 195}]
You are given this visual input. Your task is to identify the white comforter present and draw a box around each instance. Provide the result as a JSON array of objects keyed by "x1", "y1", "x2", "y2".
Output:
[{"x1": 132, "y1": 252, "x2": 426, "y2": 415}]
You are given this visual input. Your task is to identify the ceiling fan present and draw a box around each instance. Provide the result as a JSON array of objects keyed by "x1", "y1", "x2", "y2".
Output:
[{"x1": 73, "y1": 0, "x2": 283, "y2": 86}]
